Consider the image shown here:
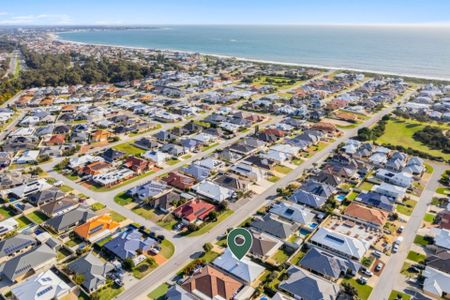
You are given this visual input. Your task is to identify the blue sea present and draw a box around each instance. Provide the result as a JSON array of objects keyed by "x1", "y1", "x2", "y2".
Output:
[{"x1": 58, "y1": 26, "x2": 450, "y2": 80}]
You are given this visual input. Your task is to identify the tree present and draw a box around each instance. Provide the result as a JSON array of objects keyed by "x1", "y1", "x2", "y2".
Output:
[
  {"x1": 357, "y1": 127, "x2": 372, "y2": 141},
  {"x1": 208, "y1": 211, "x2": 218, "y2": 222},
  {"x1": 203, "y1": 242, "x2": 213, "y2": 252},
  {"x1": 123, "y1": 258, "x2": 135, "y2": 271},
  {"x1": 74, "y1": 273, "x2": 85, "y2": 285},
  {"x1": 342, "y1": 282, "x2": 359, "y2": 298}
]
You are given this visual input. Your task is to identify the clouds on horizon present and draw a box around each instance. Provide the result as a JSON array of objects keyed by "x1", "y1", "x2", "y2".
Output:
[{"x1": 0, "y1": 14, "x2": 72, "y2": 25}]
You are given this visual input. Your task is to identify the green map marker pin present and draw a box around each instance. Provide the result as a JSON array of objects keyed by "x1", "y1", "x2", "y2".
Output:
[{"x1": 227, "y1": 228, "x2": 253, "y2": 260}]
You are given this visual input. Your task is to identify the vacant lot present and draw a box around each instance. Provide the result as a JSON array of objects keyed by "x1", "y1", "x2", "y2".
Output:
[
  {"x1": 113, "y1": 142, "x2": 145, "y2": 155},
  {"x1": 376, "y1": 118, "x2": 450, "y2": 160}
]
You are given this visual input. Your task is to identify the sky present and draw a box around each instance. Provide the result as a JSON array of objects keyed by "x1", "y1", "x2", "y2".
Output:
[{"x1": 0, "y1": 0, "x2": 450, "y2": 26}]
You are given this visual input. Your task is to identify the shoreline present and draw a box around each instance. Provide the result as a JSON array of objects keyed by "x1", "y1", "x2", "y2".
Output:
[{"x1": 52, "y1": 32, "x2": 450, "y2": 82}]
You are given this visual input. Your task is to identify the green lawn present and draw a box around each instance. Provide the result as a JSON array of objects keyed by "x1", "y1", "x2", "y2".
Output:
[
  {"x1": 201, "y1": 250, "x2": 220, "y2": 263},
  {"x1": 113, "y1": 142, "x2": 145, "y2": 155},
  {"x1": 26, "y1": 211, "x2": 48, "y2": 224},
  {"x1": 423, "y1": 213, "x2": 436, "y2": 223},
  {"x1": 396, "y1": 204, "x2": 414, "y2": 216},
  {"x1": 92, "y1": 285, "x2": 124, "y2": 300},
  {"x1": 181, "y1": 154, "x2": 192, "y2": 159},
  {"x1": 413, "y1": 235, "x2": 432, "y2": 246},
  {"x1": 97, "y1": 236, "x2": 113, "y2": 247},
  {"x1": 341, "y1": 278, "x2": 373, "y2": 300},
  {"x1": 156, "y1": 216, "x2": 178, "y2": 231},
  {"x1": 165, "y1": 158, "x2": 180, "y2": 166},
  {"x1": 376, "y1": 118, "x2": 450, "y2": 160},
  {"x1": 109, "y1": 211, "x2": 126, "y2": 222},
  {"x1": 401, "y1": 262, "x2": 415, "y2": 277},
  {"x1": 15, "y1": 216, "x2": 32, "y2": 228},
  {"x1": 271, "y1": 248, "x2": 291, "y2": 264},
  {"x1": 91, "y1": 202, "x2": 106, "y2": 211},
  {"x1": 436, "y1": 186, "x2": 450, "y2": 195},
  {"x1": 160, "y1": 240, "x2": 175, "y2": 259},
  {"x1": 290, "y1": 250, "x2": 306, "y2": 265},
  {"x1": 201, "y1": 142, "x2": 219, "y2": 152},
  {"x1": 274, "y1": 165, "x2": 293, "y2": 175},
  {"x1": 59, "y1": 185, "x2": 73, "y2": 192},
  {"x1": 132, "y1": 206, "x2": 161, "y2": 222},
  {"x1": 407, "y1": 251, "x2": 426, "y2": 263},
  {"x1": 359, "y1": 181, "x2": 374, "y2": 191},
  {"x1": 133, "y1": 259, "x2": 158, "y2": 279},
  {"x1": 424, "y1": 163, "x2": 434, "y2": 174},
  {"x1": 267, "y1": 175, "x2": 280, "y2": 183},
  {"x1": 347, "y1": 191, "x2": 359, "y2": 201},
  {"x1": 186, "y1": 210, "x2": 233, "y2": 237},
  {"x1": 114, "y1": 192, "x2": 133, "y2": 206},
  {"x1": 148, "y1": 283, "x2": 170, "y2": 300},
  {"x1": 389, "y1": 290, "x2": 411, "y2": 300},
  {"x1": 0, "y1": 206, "x2": 16, "y2": 219},
  {"x1": 292, "y1": 158, "x2": 302, "y2": 165}
]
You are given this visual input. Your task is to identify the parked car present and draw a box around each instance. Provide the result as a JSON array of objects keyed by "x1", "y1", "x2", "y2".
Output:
[
  {"x1": 358, "y1": 276, "x2": 368, "y2": 284},
  {"x1": 372, "y1": 250, "x2": 382, "y2": 258},
  {"x1": 397, "y1": 226, "x2": 404, "y2": 233},
  {"x1": 360, "y1": 268, "x2": 373, "y2": 277},
  {"x1": 375, "y1": 263, "x2": 383, "y2": 271}
]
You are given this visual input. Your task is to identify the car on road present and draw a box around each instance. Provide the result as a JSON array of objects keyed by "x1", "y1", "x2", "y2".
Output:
[
  {"x1": 392, "y1": 244, "x2": 399, "y2": 253},
  {"x1": 360, "y1": 268, "x2": 373, "y2": 277},
  {"x1": 375, "y1": 263, "x2": 383, "y2": 271},
  {"x1": 358, "y1": 276, "x2": 368, "y2": 284}
]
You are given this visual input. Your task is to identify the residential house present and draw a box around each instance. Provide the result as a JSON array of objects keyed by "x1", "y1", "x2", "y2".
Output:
[
  {"x1": 150, "y1": 191, "x2": 180, "y2": 213},
  {"x1": 356, "y1": 192, "x2": 395, "y2": 212},
  {"x1": 279, "y1": 266, "x2": 339, "y2": 300},
  {"x1": 212, "y1": 248, "x2": 265, "y2": 284},
  {"x1": 423, "y1": 266, "x2": 450, "y2": 299},
  {"x1": 124, "y1": 156, "x2": 153, "y2": 174},
  {"x1": 213, "y1": 174, "x2": 249, "y2": 192},
  {"x1": 0, "y1": 244, "x2": 56, "y2": 283},
  {"x1": 16, "y1": 150, "x2": 40, "y2": 164},
  {"x1": 269, "y1": 202, "x2": 315, "y2": 226},
  {"x1": 192, "y1": 180, "x2": 235, "y2": 202},
  {"x1": 299, "y1": 247, "x2": 360, "y2": 281},
  {"x1": 309, "y1": 227, "x2": 371, "y2": 260},
  {"x1": 74, "y1": 214, "x2": 120, "y2": 243},
  {"x1": 45, "y1": 206, "x2": 96, "y2": 233},
  {"x1": 375, "y1": 169, "x2": 412, "y2": 188},
  {"x1": 40, "y1": 196, "x2": 79, "y2": 218},
  {"x1": 181, "y1": 264, "x2": 244, "y2": 300},
  {"x1": 181, "y1": 164, "x2": 211, "y2": 182},
  {"x1": 165, "y1": 285, "x2": 197, "y2": 300},
  {"x1": 0, "y1": 218, "x2": 19, "y2": 238},
  {"x1": 173, "y1": 198, "x2": 216, "y2": 224},
  {"x1": 289, "y1": 189, "x2": 327, "y2": 209},
  {"x1": 249, "y1": 231, "x2": 282, "y2": 261},
  {"x1": 344, "y1": 202, "x2": 388, "y2": 228},
  {"x1": 104, "y1": 228, "x2": 158, "y2": 260},
  {"x1": 230, "y1": 162, "x2": 264, "y2": 182},
  {"x1": 127, "y1": 180, "x2": 171, "y2": 202},
  {"x1": 27, "y1": 187, "x2": 65, "y2": 206},
  {"x1": 163, "y1": 172, "x2": 196, "y2": 190},
  {"x1": 373, "y1": 182, "x2": 407, "y2": 201},
  {"x1": 101, "y1": 148, "x2": 126, "y2": 163},
  {"x1": 250, "y1": 214, "x2": 297, "y2": 240},
  {"x1": 0, "y1": 234, "x2": 37, "y2": 264},
  {"x1": 10, "y1": 269, "x2": 71, "y2": 300},
  {"x1": 67, "y1": 252, "x2": 114, "y2": 293},
  {"x1": 90, "y1": 130, "x2": 112, "y2": 143}
]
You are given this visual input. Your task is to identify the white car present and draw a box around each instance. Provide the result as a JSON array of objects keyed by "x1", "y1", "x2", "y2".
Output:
[
  {"x1": 361, "y1": 268, "x2": 373, "y2": 277},
  {"x1": 375, "y1": 263, "x2": 383, "y2": 271},
  {"x1": 358, "y1": 276, "x2": 368, "y2": 284},
  {"x1": 392, "y1": 244, "x2": 399, "y2": 253}
]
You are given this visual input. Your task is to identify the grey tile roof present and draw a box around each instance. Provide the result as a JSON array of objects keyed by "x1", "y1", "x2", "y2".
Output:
[
  {"x1": 45, "y1": 206, "x2": 96, "y2": 233},
  {"x1": 250, "y1": 214, "x2": 297, "y2": 239},
  {"x1": 67, "y1": 252, "x2": 114, "y2": 292},
  {"x1": 104, "y1": 229, "x2": 157, "y2": 260},
  {"x1": 0, "y1": 234, "x2": 36, "y2": 259}
]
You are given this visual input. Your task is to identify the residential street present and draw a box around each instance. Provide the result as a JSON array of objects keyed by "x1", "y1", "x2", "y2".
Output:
[
  {"x1": 369, "y1": 162, "x2": 448, "y2": 300},
  {"x1": 115, "y1": 88, "x2": 419, "y2": 300}
]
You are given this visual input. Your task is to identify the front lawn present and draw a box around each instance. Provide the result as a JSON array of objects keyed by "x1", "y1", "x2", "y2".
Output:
[
  {"x1": 92, "y1": 285, "x2": 124, "y2": 300},
  {"x1": 15, "y1": 216, "x2": 33, "y2": 228},
  {"x1": 0, "y1": 206, "x2": 17, "y2": 219},
  {"x1": 201, "y1": 142, "x2": 219, "y2": 152},
  {"x1": 148, "y1": 283, "x2": 170, "y2": 300},
  {"x1": 341, "y1": 278, "x2": 373, "y2": 300},
  {"x1": 160, "y1": 240, "x2": 175, "y2": 259},
  {"x1": 271, "y1": 248, "x2": 291, "y2": 264},
  {"x1": 200, "y1": 250, "x2": 220, "y2": 263},
  {"x1": 59, "y1": 185, "x2": 74, "y2": 192},
  {"x1": 114, "y1": 192, "x2": 133, "y2": 206},
  {"x1": 407, "y1": 251, "x2": 426, "y2": 263},
  {"x1": 436, "y1": 186, "x2": 450, "y2": 195},
  {"x1": 132, "y1": 206, "x2": 161, "y2": 222},
  {"x1": 267, "y1": 175, "x2": 280, "y2": 183},
  {"x1": 396, "y1": 203, "x2": 414, "y2": 216},
  {"x1": 133, "y1": 258, "x2": 158, "y2": 279},
  {"x1": 109, "y1": 211, "x2": 126, "y2": 222},
  {"x1": 413, "y1": 235, "x2": 433, "y2": 246},
  {"x1": 165, "y1": 158, "x2": 180, "y2": 166},
  {"x1": 423, "y1": 213, "x2": 436, "y2": 223},
  {"x1": 26, "y1": 211, "x2": 48, "y2": 224},
  {"x1": 274, "y1": 165, "x2": 293, "y2": 175},
  {"x1": 91, "y1": 202, "x2": 106, "y2": 211},
  {"x1": 113, "y1": 142, "x2": 145, "y2": 155},
  {"x1": 358, "y1": 181, "x2": 374, "y2": 191},
  {"x1": 186, "y1": 210, "x2": 233, "y2": 237},
  {"x1": 389, "y1": 290, "x2": 411, "y2": 300},
  {"x1": 347, "y1": 191, "x2": 359, "y2": 201}
]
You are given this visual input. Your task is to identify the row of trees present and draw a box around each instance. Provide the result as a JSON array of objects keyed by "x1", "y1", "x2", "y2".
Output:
[{"x1": 357, "y1": 114, "x2": 390, "y2": 141}]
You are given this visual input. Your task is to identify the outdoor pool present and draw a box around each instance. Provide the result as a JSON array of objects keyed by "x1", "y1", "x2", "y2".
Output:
[{"x1": 335, "y1": 194, "x2": 346, "y2": 202}]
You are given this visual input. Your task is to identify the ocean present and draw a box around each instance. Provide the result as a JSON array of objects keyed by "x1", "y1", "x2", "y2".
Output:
[{"x1": 58, "y1": 25, "x2": 450, "y2": 80}]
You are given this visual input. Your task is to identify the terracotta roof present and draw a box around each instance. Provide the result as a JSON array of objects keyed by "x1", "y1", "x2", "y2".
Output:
[
  {"x1": 173, "y1": 199, "x2": 216, "y2": 222},
  {"x1": 344, "y1": 202, "x2": 388, "y2": 226},
  {"x1": 163, "y1": 172, "x2": 196, "y2": 190},
  {"x1": 74, "y1": 214, "x2": 120, "y2": 240},
  {"x1": 182, "y1": 265, "x2": 243, "y2": 299}
]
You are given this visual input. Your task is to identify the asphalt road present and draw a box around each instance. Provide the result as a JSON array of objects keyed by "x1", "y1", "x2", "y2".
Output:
[
  {"x1": 115, "y1": 88, "x2": 419, "y2": 300},
  {"x1": 369, "y1": 162, "x2": 448, "y2": 300}
]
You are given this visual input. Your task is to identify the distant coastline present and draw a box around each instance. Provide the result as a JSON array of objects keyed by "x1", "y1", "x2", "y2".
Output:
[{"x1": 54, "y1": 27, "x2": 450, "y2": 82}]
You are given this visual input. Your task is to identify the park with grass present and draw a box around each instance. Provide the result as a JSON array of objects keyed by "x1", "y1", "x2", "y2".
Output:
[{"x1": 376, "y1": 117, "x2": 450, "y2": 160}]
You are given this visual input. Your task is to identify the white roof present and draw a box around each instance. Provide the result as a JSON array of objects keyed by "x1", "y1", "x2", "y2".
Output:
[
  {"x1": 11, "y1": 269, "x2": 70, "y2": 300},
  {"x1": 423, "y1": 266, "x2": 450, "y2": 297},
  {"x1": 310, "y1": 227, "x2": 371, "y2": 259},
  {"x1": 431, "y1": 228, "x2": 450, "y2": 250},
  {"x1": 193, "y1": 180, "x2": 234, "y2": 202},
  {"x1": 212, "y1": 248, "x2": 265, "y2": 283}
]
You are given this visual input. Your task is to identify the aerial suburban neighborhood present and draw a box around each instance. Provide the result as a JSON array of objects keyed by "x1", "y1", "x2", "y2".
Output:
[{"x1": 0, "y1": 24, "x2": 448, "y2": 300}]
